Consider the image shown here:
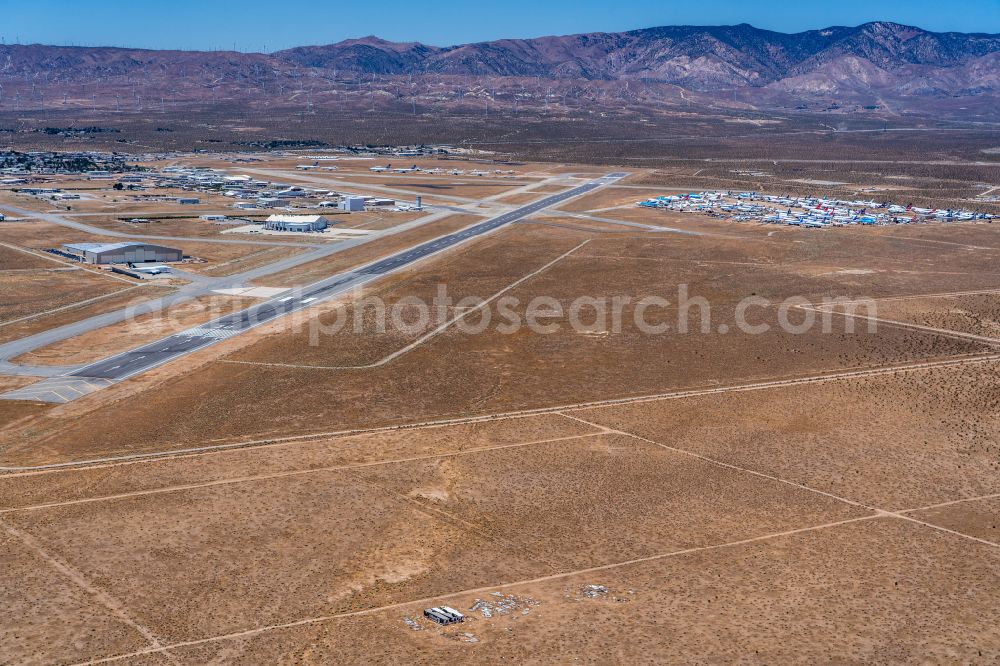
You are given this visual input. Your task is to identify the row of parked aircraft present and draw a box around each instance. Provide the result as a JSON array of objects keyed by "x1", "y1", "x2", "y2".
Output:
[
  {"x1": 638, "y1": 192, "x2": 995, "y2": 227},
  {"x1": 369, "y1": 164, "x2": 420, "y2": 174},
  {"x1": 368, "y1": 164, "x2": 516, "y2": 177}
]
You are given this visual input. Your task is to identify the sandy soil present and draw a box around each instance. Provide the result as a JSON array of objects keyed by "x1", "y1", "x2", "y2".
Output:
[
  {"x1": 869, "y1": 292, "x2": 1000, "y2": 340},
  {"x1": 0, "y1": 245, "x2": 60, "y2": 270},
  {"x1": 0, "y1": 376, "x2": 39, "y2": 393},
  {"x1": 0, "y1": 285, "x2": 172, "y2": 344},
  {"x1": 0, "y1": 220, "x2": 121, "y2": 250},
  {"x1": 0, "y1": 269, "x2": 133, "y2": 323},
  {"x1": 572, "y1": 358, "x2": 1000, "y2": 510},
  {"x1": 185, "y1": 245, "x2": 307, "y2": 278},
  {"x1": 0, "y1": 414, "x2": 596, "y2": 509},
  {"x1": 910, "y1": 497, "x2": 1000, "y2": 542},
  {"x1": 0, "y1": 429, "x2": 861, "y2": 650},
  {"x1": 2, "y1": 387, "x2": 998, "y2": 662},
  {"x1": 0, "y1": 527, "x2": 152, "y2": 665},
  {"x1": 491, "y1": 191, "x2": 546, "y2": 205},
  {"x1": 121, "y1": 518, "x2": 1000, "y2": 665}
]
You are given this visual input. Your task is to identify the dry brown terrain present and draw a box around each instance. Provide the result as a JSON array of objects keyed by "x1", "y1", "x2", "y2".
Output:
[
  {"x1": 1, "y1": 361, "x2": 998, "y2": 663},
  {"x1": 0, "y1": 286, "x2": 171, "y2": 344},
  {"x1": 0, "y1": 376, "x2": 38, "y2": 393},
  {"x1": 492, "y1": 191, "x2": 548, "y2": 205},
  {"x1": 0, "y1": 219, "x2": 121, "y2": 250},
  {"x1": 0, "y1": 244, "x2": 61, "y2": 271},
  {"x1": 0, "y1": 269, "x2": 133, "y2": 323},
  {"x1": 1, "y1": 153, "x2": 1000, "y2": 664},
  {"x1": 868, "y1": 291, "x2": 1000, "y2": 340}
]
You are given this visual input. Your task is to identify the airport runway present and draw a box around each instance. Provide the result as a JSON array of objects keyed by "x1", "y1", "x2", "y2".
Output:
[{"x1": 9, "y1": 172, "x2": 625, "y2": 395}]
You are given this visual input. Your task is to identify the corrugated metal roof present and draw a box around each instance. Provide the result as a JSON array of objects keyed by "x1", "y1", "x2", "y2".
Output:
[
  {"x1": 63, "y1": 242, "x2": 177, "y2": 254},
  {"x1": 63, "y1": 242, "x2": 130, "y2": 253},
  {"x1": 265, "y1": 215, "x2": 326, "y2": 223}
]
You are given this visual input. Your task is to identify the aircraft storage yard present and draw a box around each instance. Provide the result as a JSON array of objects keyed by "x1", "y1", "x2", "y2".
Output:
[
  {"x1": 1, "y1": 141, "x2": 999, "y2": 664},
  {"x1": 638, "y1": 191, "x2": 997, "y2": 226}
]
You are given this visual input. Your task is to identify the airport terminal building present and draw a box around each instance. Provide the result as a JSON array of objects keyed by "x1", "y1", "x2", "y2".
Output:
[{"x1": 62, "y1": 242, "x2": 183, "y2": 265}]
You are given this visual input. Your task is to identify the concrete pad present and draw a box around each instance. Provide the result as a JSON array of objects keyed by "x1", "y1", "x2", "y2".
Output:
[
  {"x1": 0, "y1": 376, "x2": 114, "y2": 403},
  {"x1": 211, "y1": 287, "x2": 290, "y2": 298}
]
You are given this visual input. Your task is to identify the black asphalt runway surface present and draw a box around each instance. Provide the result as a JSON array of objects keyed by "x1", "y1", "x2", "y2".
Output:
[{"x1": 71, "y1": 173, "x2": 627, "y2": 382}]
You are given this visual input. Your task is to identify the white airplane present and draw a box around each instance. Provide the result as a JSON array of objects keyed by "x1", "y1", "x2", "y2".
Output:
[
  {"x1": 369, "y1": 164, "x2": 391, "y2": 173},
  {"x1": 393, "y1": 164, "x2": 419, "y2": 173}
]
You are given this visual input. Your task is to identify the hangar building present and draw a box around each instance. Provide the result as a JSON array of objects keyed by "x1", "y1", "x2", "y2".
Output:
[
  {"x1": 264, "y1": 214, "x2": 330, "y2": 232},
  {"x1": 62, "y1": 242, "x2": 184, "y2": 265}
]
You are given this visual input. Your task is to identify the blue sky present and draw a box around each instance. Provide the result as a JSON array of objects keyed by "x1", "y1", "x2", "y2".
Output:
[{"x1": 2, "y1": 0, "x2": 999, "y2": 51}]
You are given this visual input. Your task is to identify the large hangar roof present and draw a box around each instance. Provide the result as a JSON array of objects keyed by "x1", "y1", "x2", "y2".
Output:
[
  {"x1": 64, "y1": 242, "x2": 136, "y2": 253},
  {"x1": 63, "y1": 242, "x2": 176, "y2": 253}
]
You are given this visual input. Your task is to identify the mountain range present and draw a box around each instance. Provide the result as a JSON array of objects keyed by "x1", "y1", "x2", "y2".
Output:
[
  {"x1": 1, "y1": 22, "x2": 998, "y2": 114},
  {"x1": 275, "y1": 22, "x2": 1000, "y2": 93}
]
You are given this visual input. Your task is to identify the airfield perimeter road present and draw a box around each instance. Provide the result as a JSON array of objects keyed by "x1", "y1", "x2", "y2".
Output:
[{"x1": 1, "y1": 172, "x2": 626, "y2": 400}]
